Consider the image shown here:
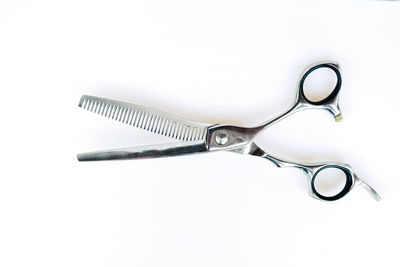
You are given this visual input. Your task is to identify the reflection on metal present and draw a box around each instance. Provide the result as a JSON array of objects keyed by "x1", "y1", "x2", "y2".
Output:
[{"x1": 77, "y1": 62, "x2": 380, "y2": 201}]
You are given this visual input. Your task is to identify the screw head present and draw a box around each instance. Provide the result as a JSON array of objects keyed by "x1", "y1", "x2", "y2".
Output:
[{"x1": 215, "y1": 131, "x2": 228, "y2": 145}]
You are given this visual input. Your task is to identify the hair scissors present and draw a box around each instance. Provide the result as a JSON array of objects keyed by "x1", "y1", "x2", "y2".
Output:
[{"x1": 77, "y1": 62, "x2": 380, "y2": 201}]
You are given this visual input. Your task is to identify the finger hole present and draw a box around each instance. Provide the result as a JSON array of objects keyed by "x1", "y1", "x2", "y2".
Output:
[
  {"x1": 313, "y1": 167, "x2": 346, "y2": 197},
  {"x1": 311, "y1": 166, "x2": 353, "y2": 201},
  {"x1": 302, "y1": 67, "x2": 338, "y2": 102}
]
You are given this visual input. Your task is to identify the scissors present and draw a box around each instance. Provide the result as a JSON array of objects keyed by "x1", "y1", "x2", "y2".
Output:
[{"x1": 77, "y1": 61, "x2": 380, "y2": 201}]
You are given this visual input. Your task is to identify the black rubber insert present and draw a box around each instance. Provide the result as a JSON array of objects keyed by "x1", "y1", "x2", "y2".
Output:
[
  {"x1": 299, "y1": 63, "x2": 342, "y2": 105},
  {"x1": 311, "y1": 165, "x2": 353, "y2": 201}
]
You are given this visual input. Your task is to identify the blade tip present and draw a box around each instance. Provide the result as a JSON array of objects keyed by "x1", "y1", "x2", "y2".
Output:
[
  {"x1": 78, "y1": 95, "x2": 92, "y2": 108},
  {"x1": 77, "y1": 153, "x2": 86, "y2": 161},
  {"x1": 78, "y1": 95, "x2": 85, "y2": 107}
]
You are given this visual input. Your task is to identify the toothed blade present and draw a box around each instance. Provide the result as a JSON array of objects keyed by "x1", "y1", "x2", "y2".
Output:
[{"x1": 79, "y1": 95, "x2": 211, "y2": 141}]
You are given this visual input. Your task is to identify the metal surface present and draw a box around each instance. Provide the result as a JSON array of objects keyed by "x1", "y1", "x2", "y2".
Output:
[
  {"x1": 77, "y1": 141, "x2": 208, "y2": 161},
  {"x1": 77, "y1": 61, "x2": 380, "y2": 201},
  {"x1": 79, "y1": 95, "x2": 211, "y2": 141}
]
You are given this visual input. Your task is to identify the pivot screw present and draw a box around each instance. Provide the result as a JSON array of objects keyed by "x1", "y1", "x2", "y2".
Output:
[{"x1": 215, "y1": 131, "x2": 228, "y2": 145}]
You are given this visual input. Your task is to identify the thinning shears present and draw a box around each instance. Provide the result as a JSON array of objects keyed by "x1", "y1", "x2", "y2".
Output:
[{"x1": 77, "y1": 62, "x2": 380, "y2": 201}]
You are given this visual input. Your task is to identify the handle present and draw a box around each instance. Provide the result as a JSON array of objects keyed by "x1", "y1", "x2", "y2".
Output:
[
  {"x1": 295, "y1": 62, "x2": 343, "y2": 121},
  {"x1": 257, "y1": 61, "x2": 344, "y2": 131},
  {"x1": 248, "y1": 143, "x2": 380, "y2": 201}
]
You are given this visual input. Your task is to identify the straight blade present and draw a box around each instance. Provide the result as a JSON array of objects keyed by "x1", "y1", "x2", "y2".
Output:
[
  {"x1": 77, "y1": 141, "x2": 208, "y2": 161},
  {"x1": 79, "y1": 95, "x2": 211, "y2": 141}
]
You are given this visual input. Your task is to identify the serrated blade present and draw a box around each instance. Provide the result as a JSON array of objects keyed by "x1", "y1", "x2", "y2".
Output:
[{"x1": 79, "y1": 95, "x2": 211, "y2": 141}]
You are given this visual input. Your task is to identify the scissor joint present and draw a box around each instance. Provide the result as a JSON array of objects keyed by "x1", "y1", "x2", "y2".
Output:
[{"x1": 207, "y1": 125, "x2": 259, "y2": 152}]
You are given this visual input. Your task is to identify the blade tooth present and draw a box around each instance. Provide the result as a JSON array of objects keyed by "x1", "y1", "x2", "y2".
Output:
[
  {"x1": 195, "y1": 128, "x2": 200, "y2": 141},
  {"x1": 186, "y1": 128, "x2": 196, "y2": 141},
  {"x1": 124, "y1": 109, "x2": 132, "y2": 124},
  {"x1": 115, "y1": 106, "x2": 121, "y2": 119},
  {"x1": 176, "y1": 123, "x2": 185, "y2": 140},
  {"x1": 109, "y1": 104, "x2": 116, "y2": 119},
  {"x1": 112, "y1": 105, "x2": 119, "y2": 120},
  {"x1": 82, "y1": 98, "x2": 87, "y2": 109},
  {"x1": 150, "y1": 115, "x2": 159, "y2": 133},
  {"x1": 185, "y1": 126, "x2": 193, "y2": 141},
  {"x1": 127, "y1": 109, "x2": 136, "y2": 125},
  {"x1": 87, "y1": 98, "x2": 93, "y2": 111},
  {"x1": 81, "y1": 97, "x2": 88, "y2": 109},
  {"x1": 168, "y1": 121, "x2": 176, "y2": 137},
  {"x1": 181, "y1": 125, "x2": 188, "y2": 141},
  {"x1": 98, "y1": 101, "x2": 105, "y2": 114},
  {"x1": 85, "y1": 98, "x2": 90, "y2": 108},
  {"x1": 201, "y1": 129, "x2": 207, "y2": 140},
  {"x1": 158, "y1": 118, "x2": 166, "y2": 134},
  {"x1": 100, "y1": 103, "x2": 107, "y2": 115},
  {"x1": 118, "y1": 107, "x2": 125, "y2": 121},
  {"x1": 198, "y1": 129, "x2": 204, "y2": 141},
  {"x1": 94, "y1": 100, "x2": 100, "y2": 113},
  {"x1": 91, "y1": 100, "x2": 98, "y2": 112},
  {"x1": 146, "y1": 113, "x2": 154, "y2": 131},
  {"x1": 80, "y1": 97, "x2": 87, "y2": 109},
  {"x1": 106, "y1": 104, "x2": 114, "y2": 118},
  {"x1": 111, "y1": 105, "x2": 117, "y2": 118},
  {"x1": 152, "y1": 115, "x2": 160, "y2": 133},
  {"x1": 129, "y1": 109, "x2": 137, "y2": 125},
  {"x1": 110, "y1": 105, "x2": 115, "y2": 119},
  {"x1": 150, "y1": 115, "x2": 157, "y2": 133},
  {"x1": 126, "y1": 109, "x2": 132, "y2": 124},
  {"x1": 176, "y1": 123, "x2": 184, "y2": 140},
  {"x1": 156, "y1": 116, "x2": 163, "y2": 133},
  {"x1": 148, "y1": 115, "x2": 158, "y2": 133},
  {"x1": 144, "y1": 114, "x2": 153, "y2": 131},
  {"x1": 86, "y1": 99, "x2": 92, "y2": 110},
  {"x1": 89, "y1": 99, "x2": 95, "y2": 110},
  {"x1": 176, "y1": 123, "x2": 182, "y2": 139},
  {"x1": 180, "y1": 124, "x2": 186, "y2": 140},
  {"x1": 130, "y1": 109, "x2": 137, "y2": 124},
  {"x1": 133, "y1": 110, "x2": 142, "y2": 127},
  {"x1": 158, "y1": 118, "x2": 165, "y2": 135},
  {"x1": 164, "y1": 120, "x2": 171, "y2": 136},
  {"x1": 117, "y1": 106, "x2": 124, "y2": 121},
  {"x1": 124, "y1": 108, "x2": 131, "y2": 123},
  {"x1": 189, "y1": 128, "x2": 195, "y2": 141},
  {"x1": 172, "y1": 122, "x2": 179, "y2": 139},
  {"x1": 122, "y1": 108, "x2": 130, "y2": 124},
  {"x1": 96, "y1": 101, "x2": 104, "y2": 114},
  {"x1": 139, "y1": 112, "x2": 148, "y2": 129},
  {"x1": 105, "y1": 103, "x2": 111, "y2": 116},
  {"x1": 102, "y1": 102, "x2": 108, "y2": 116},
  {"x1": 119, "y1": 107, "x2": 126, "y2": 122},
  {"x1": 161, "y1": 118, "x2": 168, "y2": 135},
  {"x1": 138, "y1": 111, "x2": 147, "y2": 129},
  {"x1": 140, "y1": 111, "x2": 148, "y2": 129},
  {"x1": 79, "y1": 96, "x2": 86, "y2": 108},
  {"x1": 116, "y1": 107, "x2": 123, "y2": 121},
  {"x1": 170, "y1": 122, "x2": 177, "y2": 138},
  {"x1": 198, "y1": 129, "x2": 203, "y2": 141},
  {"x1": 141, "y1": 113, "x2": 149, "y2": 130},
  {"x1": 193, "y1": 128, "x2": 200, "y2": 141},
  {"x1": 183, "y1": 126, "x2": 189, "y2": 140}
]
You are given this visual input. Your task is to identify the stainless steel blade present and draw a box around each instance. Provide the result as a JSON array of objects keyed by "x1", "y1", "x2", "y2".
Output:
[
  {"x1": 77, "y1": 141, "x2": 208, "y2": 161},
  {"x1": 79, "y1": 95, "x2": 211, "y2": 141}
]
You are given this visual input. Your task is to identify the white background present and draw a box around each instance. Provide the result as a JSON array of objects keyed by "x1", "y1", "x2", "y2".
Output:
[{"x1": 0, "y1": 1, "x2": 399, "y2": 266}]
